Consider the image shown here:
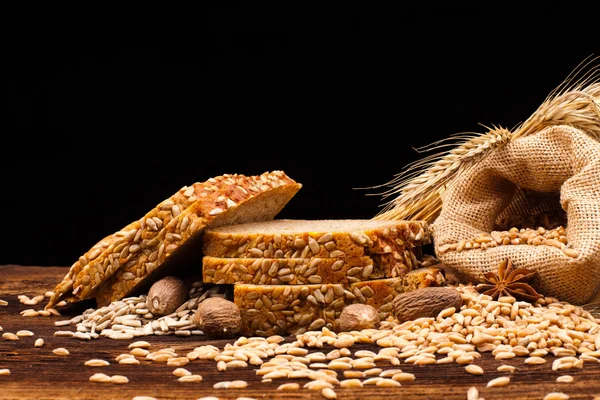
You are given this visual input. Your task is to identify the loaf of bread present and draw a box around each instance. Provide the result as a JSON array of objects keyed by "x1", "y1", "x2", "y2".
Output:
[
  {"x1": 234, "y1": 266, "x2": 446, "y2": 337},
  {"x1": 203, "y1": 219, "x2": 430, "y2": 259},
  {"x1": 202, "y1": 247, "x2": 421, "y2": 285},
  {"x1": 47, "y1": 171, "x2": 302, "y2": 309}
]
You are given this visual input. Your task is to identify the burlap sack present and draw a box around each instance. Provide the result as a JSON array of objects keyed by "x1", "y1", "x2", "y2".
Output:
[{"x1": 431, "y1": 124, "x2": 600, "y2": 305}]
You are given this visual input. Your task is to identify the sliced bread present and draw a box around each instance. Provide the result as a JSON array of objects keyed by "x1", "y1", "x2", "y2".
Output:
[
  {"x1": 202, "y1": 248, "x2": 421, "y2": 285},
  {"x1": 234, "y1": 266, "x2": 446, "y2": 337},
  {"x1": 93, "y1": 171, "x2": 302, "y2": 306},
  {"x1": 203, "y1": 219, "x2": 430, "y2": 259}
]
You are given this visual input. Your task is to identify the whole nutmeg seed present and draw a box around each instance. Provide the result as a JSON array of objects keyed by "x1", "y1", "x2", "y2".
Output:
[
  {"x1": 392, "y1": 287, "x2": 463, "y2": 323},
  {"x1": 146, "y1": 276, "x2": 188, "y2": 317},
  {"x1": 337, "y1": 303, "x2": 380, "y2": 333},
  {"x1": 193, "y1": 297, "x2": 241, "y2": 339}
]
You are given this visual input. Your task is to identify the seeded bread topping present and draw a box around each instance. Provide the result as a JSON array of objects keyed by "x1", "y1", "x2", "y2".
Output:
[
  {"x1": 203, "y1": 219, "x2": 430, "y2": 259},
  {"x1": 234, "y1": 266, "x2": 446, "y2": 336},
  {"x1": 202, "y1": 248, "x2": 422, "y2": 285}
]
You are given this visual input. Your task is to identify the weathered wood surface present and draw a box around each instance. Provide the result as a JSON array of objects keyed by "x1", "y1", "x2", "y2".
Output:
[{"x1": 0, "y1": 265, "x2": 599, "y2": 400}]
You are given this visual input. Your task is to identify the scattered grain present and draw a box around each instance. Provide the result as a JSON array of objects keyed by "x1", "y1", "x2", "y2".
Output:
[
  {"x1": 487, "y1": 376, "x2": 510, "y2": 387},
  {"x1": 0, "y1": 369, "x2": 10, "y2": 376},
  {"x1": 543, "y1": 393, "x2": 570, "y2": 400},
  {"x1": 16, "y1": 330, "x2": 34, "y2": 337},
  {"x1": 3, "y1": 333, "x2": 19, "y2": 341},
  {"x1": 89, "y1": 373, "x2": 111, "y2": 383},
  {"x1": 34, "y1": 338, "x2": 44, "y2": 347},
  {"x1": 53, "y1": 348, "x2": 70, "y2": 356},
  {"x1": 178, "y1": 375, "x2": 203, "y2": 383},
  {"x1": 467, "y1": 387, "x2": 479, "y2": 400},
  {"x1": 556, "y1": 375, "x2": 573, "y2": 383},
  {"x1": 322, "y1": 387, "x2": 337, "y2": 399},
  {"x1": 465, "y1": 365, "x2": 484, "y2": 375},
  {"x1": 277, "y1": 383, "x2": 300, "y2": 391},
  {"x1": 85, "y1": 359, "x2": 110, "y2": 367},
  {"x1": 110, "y1": 375, "x2": 129, "y2": 384}
]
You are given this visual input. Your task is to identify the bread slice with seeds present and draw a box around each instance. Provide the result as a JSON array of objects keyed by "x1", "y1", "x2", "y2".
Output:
[
  {"x1": 92, "y1": 171, "x2": 302, "y2": 306},
  {"x1": 47, "y1": 171, "x2": 301, "y2": 308},
  {"x1": 202, "y1": 219, "x2": 430, "y2": 259},
  {"x1": 202, "y1": 249, "x2": 422, "y2": 285},
  {"x1": 234, "y1": 266, "x2": 446, "y2": 336}
]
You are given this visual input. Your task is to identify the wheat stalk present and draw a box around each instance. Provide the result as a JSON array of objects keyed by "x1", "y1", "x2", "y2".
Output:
[{"x1": 370, "y1": 55, "x2": 599, "y2": 223}]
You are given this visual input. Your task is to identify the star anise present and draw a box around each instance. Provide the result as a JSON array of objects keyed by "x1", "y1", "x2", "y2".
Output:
[{"x1": 475, "y1": 258, "x2": 542, "y2": 303}]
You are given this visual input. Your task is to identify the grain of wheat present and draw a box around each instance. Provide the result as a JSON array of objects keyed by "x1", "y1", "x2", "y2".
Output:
[
  {"x1": 543, "y1": 393, "x2": 570, "y2": 400},
  {"x1": 0, "y1": 369, "x2": 10, "y2": 376},
  {"x1": 3, "y1": 333, "x2": 19, "y2": 341},
  {"x1": 556, "y1": 375, "x2": 574, "y2": 383},
  {"x1": 465, "y1": 364, "x2": 484, "y2": 375},
  {"x1": 85, "y1": 359, "x2": 110, "y2": 367},
  {"x1": 16, "y1": 330, "x2": 34, "y2": 337},
  {"x1": 110, "y1": 375, "x2": 129, "y2": 384},
  {"x1": 89, "y1": 373, "x2": 111, "y2": 383},
  {"x1": 0, "y1": 299, "x2": 8, "y2": 306},
  {"x1": 178, "y1": 375, "x2": 203, "y2": 383},
  {"x1": 467, "y1": 387, "x2": 479, "y2": 400},
  {"x1": 34, "y1": 338, "x2": 44, "y2": 347},
  {"x1": 53, "y1": 348, "x2": 69, "y2": 356},
  {"x1": 487, "y1": 376, "x2": 510, "y2": 387}
]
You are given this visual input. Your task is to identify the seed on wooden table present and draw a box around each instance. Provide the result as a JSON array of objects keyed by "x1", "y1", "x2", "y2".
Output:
[
  {"x1": 34, "y1": 338, "x2": 44, "y2": 347},
  {"x1": 376, "y1": 378, "x2": 401, "y2": 387},
  {"x1": 85, "y1": 359, "x2": 110, "y2": 367},
  {"x1": 130, "y1": 348, "x2": 149, "y2": 357},
  {"x1": 465, "y1": 365, "x2": 484, "y2": 375},
  {"x1": 53, "y1": 348, "x2": 70, "y2": 356},
  {"x1": 467, "y1": 387, "x2": 479, "y2": 400},
  {"x1": 173, "y1": 368, "x2": 191, "y2": 377},
  {"x1": 525, "y1": 356, "x2": 546, "y2": 365},
  {"x1": 304, "y1": 380, "x2": 333, "y2": 390},
  {"x1": 553, "y1": 374, "x2": 575, "y2": 384},
  {"x1": 277, "y1": 383, "x2": 300, "y2": 391},
  {"x1": 21, "y1": 310, "x2": 39, "y2": 317},
  {"x1": 178, "y1": 375, "x2": 203, "y2": 383},
  {"x1": 119, "y1": 358, "x2": 141, "y2": 366},
  {"x1": 54, "y1": 331, "x2": 74, "y2": 337},
  {"x1": 129, "y1": 341, "x2": 151, "y2": 349},
  {"x1": 497, "y1": 365, "x2": 516, "y2": 373},
  {"x1": 487, "y1": 376, "x2": 510, "y2": 387},
  {"x1": 322, "y1": 387, "x2": 337, "y2": 399},
  {"x1": 3, "y1": 333, "x2": 19, "y2": 341},
  {"x1": 167, "y1": 357, "x2": 189, "y2": 367},
  {"x1": 16, "y1": 330, "x2": 35, "y2": 337},
  {"x1": 343, "y1": 370, "x2": 365, "y2": 378},
  {"x1": 0, "y1": 299, "x2": 8, "y2": 306},
  {"x1": 391, "y1": 372, "x2": 416, "y2": 382},
  {"x1": 228, "y1": 380, "x2": 248, "y2": 389},
  {"x1": 0, "y1": 369, "x2": 10, "y2": 376},
  {"x1": 89, "y1": 373, "x2": 111, "y2": 383},
  {"x1": 110, "y1": 375, "x2": 129, "y2": 384},
  {"x1": 543, "y1": 393, "x2": 570, "y2": 400},
  {"x1": 213, "y1": 381, "x2": 230, "y2": 389}
]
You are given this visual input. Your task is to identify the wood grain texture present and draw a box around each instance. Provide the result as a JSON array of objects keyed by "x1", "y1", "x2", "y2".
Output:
[{"x1": 0, "y1": 265, "x2": 599, "y2": 400}]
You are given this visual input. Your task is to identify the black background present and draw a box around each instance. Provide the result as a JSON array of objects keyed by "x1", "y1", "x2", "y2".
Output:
[{"x1": 5, "y1": 6, "x2": 596, "y2": 267}]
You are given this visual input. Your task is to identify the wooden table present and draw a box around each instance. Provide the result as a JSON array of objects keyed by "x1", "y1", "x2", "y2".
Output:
[{"x1": 1, "y1": 265, "x2": 599, "y2": 400}]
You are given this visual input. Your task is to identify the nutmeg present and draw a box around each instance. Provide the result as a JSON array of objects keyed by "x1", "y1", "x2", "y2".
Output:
[
  {"x1": 337, "y1": 303, "x2": 380, "y2": 333},
  {"x1": 193, "y1": 297, "x2": 241, "y2": 339},
  {"x1": 146, "y1": 276, "x2": 188, "y2": 317},
  {"x1": 392, "y1": 287, "x2": 463, "y2": 323}
]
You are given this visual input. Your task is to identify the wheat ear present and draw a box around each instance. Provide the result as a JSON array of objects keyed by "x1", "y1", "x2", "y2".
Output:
[
  {"x1": 371, "y1": 127, "x2": 511, "y2": 222},
  {"x1": 512, "y1": 55, "x2": 600, "y2": 140},
  {"x1": 370, "y1": 55, "x2": 599, "y2": 223}
]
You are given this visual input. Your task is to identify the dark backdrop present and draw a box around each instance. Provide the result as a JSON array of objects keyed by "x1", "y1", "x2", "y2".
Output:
[{"x1": 5, "y1": 6, "x2": 595, "y2": 267}]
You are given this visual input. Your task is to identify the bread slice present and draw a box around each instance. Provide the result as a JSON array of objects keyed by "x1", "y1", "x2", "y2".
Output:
[
  {"x1": 203, "y1": 219, "x2": 430, "y2": 259},
  {"x1": 93, "y1": 171, "x2": 302, "y2": 307},
  {"x1": 202, "y1": 248, "x2": 422, "y2": 285},
  {"x1": 46, "y1": 177, "x2": 225, "y2": 309},
  {"x1": 234, "y1": 266, "x2": 446, "y2": 337}
]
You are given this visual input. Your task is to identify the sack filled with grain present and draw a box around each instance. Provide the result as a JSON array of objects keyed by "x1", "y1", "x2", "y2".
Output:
[{"x1": 372, "y1": 59, "x2": 600, "y2": 305}]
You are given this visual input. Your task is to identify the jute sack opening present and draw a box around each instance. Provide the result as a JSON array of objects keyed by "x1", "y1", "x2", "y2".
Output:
[
  {"x1": 431, "y1": 124, "x2": 600, "y2": 305},
  {"x1": 372, "y1": 65, "x2": 599, "y2": 306}
]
